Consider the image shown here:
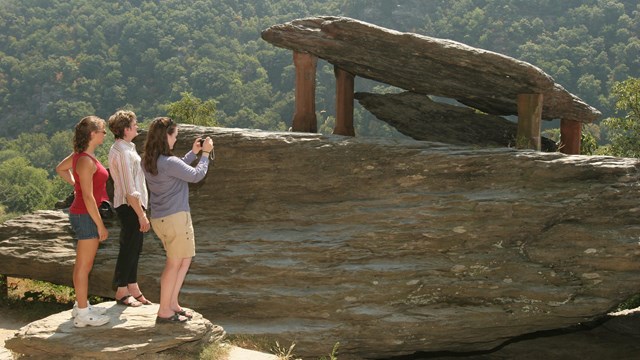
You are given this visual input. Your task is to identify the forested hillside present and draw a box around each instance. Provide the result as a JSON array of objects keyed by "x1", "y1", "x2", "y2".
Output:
[
  {"x1": 0, "y1": 0, "x2": 638, "y2": 138},
  {"x1": 0, "y1": 0, "x2": 639, "y2": 217}
]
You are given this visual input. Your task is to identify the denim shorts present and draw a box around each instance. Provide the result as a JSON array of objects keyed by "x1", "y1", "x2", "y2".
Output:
[{"x1": 69, "y1": 213, "x2": 99, "y2": 240}]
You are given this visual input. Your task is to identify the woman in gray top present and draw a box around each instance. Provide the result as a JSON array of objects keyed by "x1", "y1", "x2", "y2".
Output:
[{"x1": 142, "y1": 117, "x2": 214, "y2": 323}]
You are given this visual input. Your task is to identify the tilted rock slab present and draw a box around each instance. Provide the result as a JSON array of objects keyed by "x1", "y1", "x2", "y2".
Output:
[
  {"x1": 2, "y1": 126, "x2": 640, "y2": 358},
  {"x1": 354, "y1": 91, "x2": 556, "y2": 151},
  {"x1": 4, "y1": 302, "x2": 224, "y2": 359},
  {"x1": 261, "y1": 16, "x2": 600, "y2": 123}
]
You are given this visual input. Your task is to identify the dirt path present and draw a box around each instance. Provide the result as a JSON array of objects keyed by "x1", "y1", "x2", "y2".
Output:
[{"x1": 0, "y1": 315, "x2": 25, "y2": 360}]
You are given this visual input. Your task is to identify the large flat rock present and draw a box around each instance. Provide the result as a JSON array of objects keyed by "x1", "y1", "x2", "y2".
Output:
[
  {"x1": 2, "y1": 126, "x2": 640, "y2": 359},
  {"x1": 261, "y1": 16, "x2": 600, "y2": 123}
]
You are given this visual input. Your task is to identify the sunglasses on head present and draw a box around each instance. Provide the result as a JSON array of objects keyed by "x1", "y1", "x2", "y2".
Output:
[{"x1": 161, "y1": 118, "x2": 174, "y2": 127}]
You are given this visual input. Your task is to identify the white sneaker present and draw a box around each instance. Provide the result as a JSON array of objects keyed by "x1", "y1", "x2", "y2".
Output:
[
  {"x1": 73, "y1": 312, "x2": 110, "y2": 328},
  {"x1": 71, "y1": 302, "x2": 108, "y2": 318}
]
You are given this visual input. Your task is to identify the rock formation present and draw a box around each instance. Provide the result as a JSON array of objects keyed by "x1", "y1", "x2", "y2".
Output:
[
  {"x1": 261, "y1": 16, "x2": 600, "y2": 124},
  {"x1": 2, "y1": 126, "x2": 640, "y2": 359},
  {"x1": 4, "y1": 302, "x2": 224, "y2": 359},
  {"x1": 354, "y1": 91, "x2": 556, "y2": 150}
]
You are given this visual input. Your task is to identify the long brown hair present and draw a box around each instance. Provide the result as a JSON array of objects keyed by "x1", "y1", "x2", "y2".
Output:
[
  {"x1": 73, "y1": 116, "x2": 105, "y2": 153},
  {"x1": 142, "y1": 117, "x2": 177, "y2": 175}
]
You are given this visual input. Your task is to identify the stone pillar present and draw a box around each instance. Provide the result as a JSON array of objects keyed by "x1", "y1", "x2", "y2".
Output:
[
  {"x1": 516, "y1": 93, "x2": 543, "y2": 151},
  {"x1": 333, "y1": 66, "x2": 355, "y2": 136},
  {"x1": 291, "y1": 51, "x2": 318, "y2": 133},
  {"x1": 559, "y1": 119, "x2": 582, "y2": 155}
]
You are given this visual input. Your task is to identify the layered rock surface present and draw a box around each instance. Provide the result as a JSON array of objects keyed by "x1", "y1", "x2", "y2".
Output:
[
  {"x1": 2, "y1": 126, "x2": 640, "y2": 359},
  {"x1": 261, "y1": 16, "x2": 600, "y2": 124},
  {"x1": 4, "y1": 302, "x2": 223, "y2": 359}
]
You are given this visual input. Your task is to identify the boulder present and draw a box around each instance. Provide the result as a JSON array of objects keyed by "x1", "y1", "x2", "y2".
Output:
[
  {"x1": 261, "y1": 16, "x2": 600, "y2": 124},
  {"x1": 4, "y1": 302, "x2": 224, "y2": 359},
  {"x1": 2, "y1": 126, "x2": 640, "y2": 359}
]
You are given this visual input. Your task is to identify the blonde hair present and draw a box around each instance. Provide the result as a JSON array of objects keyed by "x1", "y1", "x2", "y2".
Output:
[{"x1": 108, "y1": 110, "x2": 136, "y2": 139}]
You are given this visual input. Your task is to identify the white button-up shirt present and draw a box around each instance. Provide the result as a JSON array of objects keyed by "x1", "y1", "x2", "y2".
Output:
[{"x1": 108, "y1": 139, "x2": 148, "y2": 209}]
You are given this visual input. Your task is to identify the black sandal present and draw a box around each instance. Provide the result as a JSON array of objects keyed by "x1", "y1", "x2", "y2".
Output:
[
  {"x1": 175, "y1": 309, "x2": 193, "y2": 319},
  {"x1": 156, "y1": 314, "x2": 188, "y2": 323},
  {"x1": 116, "y1": 295, "x2": 142, "y2": 307},
  {"x1": 134, "y1": 294, "x2": 153, "y2": 305}
]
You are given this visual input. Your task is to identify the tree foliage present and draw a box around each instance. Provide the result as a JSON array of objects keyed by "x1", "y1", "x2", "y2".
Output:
[
  {"x1": 600, "y1": 78, "x2": 640, "y2": 157},
  {"x1": 0, "y1": 157, "x2": 55, "y2": 213},
  {"x1": 0, "y1": 0, "x2": 638, "y2": 139},
  {"x1": 165, "y1": 92, "x2": 217, "y2": 127}
]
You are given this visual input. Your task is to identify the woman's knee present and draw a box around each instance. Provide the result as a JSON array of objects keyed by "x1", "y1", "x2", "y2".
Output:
[{"x1": 74, "y1": 259, "x2": 95, "y2": 273}]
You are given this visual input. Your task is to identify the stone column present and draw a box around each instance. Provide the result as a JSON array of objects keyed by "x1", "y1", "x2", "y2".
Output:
[
  {"x1": 333, "y1": 66, "x2": 355, "y2": 136},
  {"x1": 516, "y1": 93, "x2": 543, "y2": 151},
  {"x1": 291, "y1": 51, "x2": 318, "y2": 133},
  {"x1": 559, "y1": 119, "x2": 582, "y2": 154}
]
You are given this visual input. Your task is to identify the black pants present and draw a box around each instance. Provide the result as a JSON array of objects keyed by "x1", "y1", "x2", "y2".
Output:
[{"x1": 112, "y1": 205, "x2": 144, "y2": 289}]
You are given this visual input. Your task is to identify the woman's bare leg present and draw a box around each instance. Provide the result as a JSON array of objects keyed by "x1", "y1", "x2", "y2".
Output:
[
  {"x1": 169, "y1": 257, "x2": 192, "y2": 312},
  {"x1": 157, "y1": 257, "x2": 182, "y2": 318},
  {"x1": 74, "y1": 239, "x2": 99, "y2": 309}
]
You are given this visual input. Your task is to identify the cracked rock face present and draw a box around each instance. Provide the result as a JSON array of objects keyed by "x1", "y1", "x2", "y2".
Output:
[
  {"x1": 2, "y1": 126, "x2": 640, "y2": 359},
  {"x1": 261, "y1": 16, "x2": 600, "y2": 124}
]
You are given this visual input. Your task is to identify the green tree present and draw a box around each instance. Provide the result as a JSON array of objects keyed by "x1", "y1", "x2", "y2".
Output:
[
  {"x1": 0, "y1": 157, "x2": 55, "y2": 213},
  {"x1": 46, "y1": 100, "x2": 97, "y2": 133},
  {"x1": 2, "y1": 0, "x2": 640, "y2": 140},
  {"x1": 601, "y1": 77, "x2": 640, "y2": 157},
  {"x1": 165, "y1": 92, "x2": 218, "y2": 127},
  {"x1": 0, "y1": 131, "x2": 74, "y2": 177}
]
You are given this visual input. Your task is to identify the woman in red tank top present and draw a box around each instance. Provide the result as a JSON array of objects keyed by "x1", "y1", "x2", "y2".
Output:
[{"x1": 55, "y1": 116, "x2": 111, "y2": 328}]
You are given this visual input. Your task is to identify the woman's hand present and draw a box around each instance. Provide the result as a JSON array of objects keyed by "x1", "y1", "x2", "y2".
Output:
[
  {"x1": 193, "y1": 136, "x2": 214, "y2": 153},
  {"x1": 202, "y1": 137, "x2": 214, "y2": 153},
  {"x1": 97, "y1": 223, "x2": 109, "y2": 242},
  {"x1": 192, "y1": 138, "x2": 203, "y2": 154},
  {"x1": 139, "y1": 213, "x2": 151, "y2": 232}
]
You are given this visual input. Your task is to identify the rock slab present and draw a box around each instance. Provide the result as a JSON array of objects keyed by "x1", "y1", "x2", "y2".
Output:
[
  {"x1": 2, "y1": 126, "x2": 640, "y2": 359},
  {"x1": 4, "y1": 302, "x2": 224, "y2": 359},
  {"x1": 355, "y1": 91, "x2": 555, "y2": 150},
  {"x1": 261, "y1": 16, "x2": 600, "y2": 123}
]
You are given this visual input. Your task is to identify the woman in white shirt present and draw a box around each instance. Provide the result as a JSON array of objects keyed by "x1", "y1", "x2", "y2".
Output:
[{"x1": 107, "y1": 110, "x2": 152, "y2": 307}]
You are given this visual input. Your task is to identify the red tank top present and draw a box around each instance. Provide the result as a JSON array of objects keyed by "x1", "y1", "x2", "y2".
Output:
[{"x1": 69, "y1": 152, "x2": 109, "y2": 214}]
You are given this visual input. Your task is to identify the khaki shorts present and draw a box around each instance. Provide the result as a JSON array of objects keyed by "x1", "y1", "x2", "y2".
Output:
[{"x1": 151, "y1": 211, "x2": 195, "y2": 258}]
